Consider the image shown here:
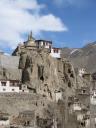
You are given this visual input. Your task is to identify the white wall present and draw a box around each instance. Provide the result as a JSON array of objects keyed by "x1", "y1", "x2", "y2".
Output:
[
  {"x1": 0, "y1": 120, "x2": 9, "y2": 126},
  {"x1": 45, "y1": 45, "x2": 50, "y2": 49}
]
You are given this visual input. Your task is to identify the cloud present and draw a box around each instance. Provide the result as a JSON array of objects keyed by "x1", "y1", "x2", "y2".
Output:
[{"x1": 0, "y1": 0, "x2": 67, "y2": 50}]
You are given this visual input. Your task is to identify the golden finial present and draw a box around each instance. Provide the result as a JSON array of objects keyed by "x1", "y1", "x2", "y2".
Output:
[{"x1": 28, "y1": 31, "x2": 33, "y2": 41}]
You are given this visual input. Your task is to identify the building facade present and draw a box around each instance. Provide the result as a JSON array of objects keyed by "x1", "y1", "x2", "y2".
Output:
[
  {"x1": 12, "y1": 32, "x2": 61, "y2": 59},
  {"x1": 0, "y1": 80, "x2": 20, "y2": 93}
]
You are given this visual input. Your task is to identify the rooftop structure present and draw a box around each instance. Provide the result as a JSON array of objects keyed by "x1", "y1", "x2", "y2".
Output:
[
  {"x1": 24, "y1": 31, "x2": 36, "y2": 47},
  {"x1": 12, "y1": 32, "x2": 61, "y2": 58},
  {"x1": 35, "y1": 40, "x2": 52, "y2": 49}
]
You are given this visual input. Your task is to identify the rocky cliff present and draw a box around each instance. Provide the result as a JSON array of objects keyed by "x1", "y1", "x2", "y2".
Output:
[
  {"x1": 16, "y1": 47, "x2": 91, "y2": 128},
  {"x1": 19, "y1": 48, "x2": 77, "y2": 100}
]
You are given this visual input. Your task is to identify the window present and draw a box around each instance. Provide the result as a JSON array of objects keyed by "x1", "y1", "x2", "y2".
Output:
[
  {"x1": 27, "y1": 121, "x2": 30, "y2": 126},
  {"x1": 3, "y1": 88, "x2": 6, "y2": 91},
  {"x1": 68, "y1": 81, "x2": 71, "y2": 88},
  {"x1": 36, "y1": 102, "x2": 37, "y2": 106},
  {"x1": 68, "y1": 69, "x2": 71, "y2": 73},
  {"x1": 46, "y1": 42, "x2": 48, "y2": 46},
  {"x1": 12, "y1": 82, "x2": 15, "y2": 86},
  {"x1": 10, "y1": 82, "x2": 13, "y2": 86},
  {"x1": 54, "y1": 49, "x2": 58, "y2": 53},
  {"x1": 23, "y1": 85, "x2": 27, "y2": 89},
  {"x1": 1, "y1": 82, "x2": 6, "y2": 86},
  {"x1": 12, "y1": 89, "x2": 15, "y2": 91},
  {"x1": 68, "y1": 102, "x2": 71, "y2": 107},
  {"x1": 82, "y1": 90, "x2": 86, "y2": 94},
  {"x1": 10, "y1": 82, "x2": 16, "y2": 86},
  {"x1": 70, "y1": 73, "x2": 74, "y2": 78},
  {"x1": 38, "y1": 65, "x2": 44, "y2": 81}
]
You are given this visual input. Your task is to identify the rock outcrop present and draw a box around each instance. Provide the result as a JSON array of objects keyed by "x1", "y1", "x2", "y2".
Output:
[{"x1": 19, "y1": 48, "x2": 77, "y2": 101}]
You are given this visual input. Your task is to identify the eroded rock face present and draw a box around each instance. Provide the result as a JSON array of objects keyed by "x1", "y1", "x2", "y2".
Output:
[
  {"x1": 19, "y1": 49, "x2": 77, "y2": 100},
  {"x1": 0, "y1": 47, "x2": 90, "y2": 128},
  {"x1": 17, "y1": 46, "x2": 91, "y2": 128}
]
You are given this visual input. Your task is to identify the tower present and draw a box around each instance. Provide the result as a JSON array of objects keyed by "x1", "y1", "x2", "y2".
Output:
[
  {"x1": 28, "y1": 31, "x2": 33, "y2": 41},
  {"x1": 25, "y1": 31, "x2": 36, "y2": 47}
]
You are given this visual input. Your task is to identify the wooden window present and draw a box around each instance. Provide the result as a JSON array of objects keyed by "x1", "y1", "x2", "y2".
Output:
[
  {"x1": 1, "y1": 82, "x2": 6, "y2": 86},
  {"x1": 82, "y1": 90, "x2": 86, "y2": 94},
  {"x1": 68, "y1": 81, "x2": 71, "y2": 88},
  {"x1": 3, "y1": 88, "x2": 6, "y2": 91},
  {"x1": 12, "y1": 89, "x2": 15, "y2": 91}
]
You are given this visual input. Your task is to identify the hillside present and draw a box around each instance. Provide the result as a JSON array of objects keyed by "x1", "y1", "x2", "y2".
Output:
[
  {"x1": 0, "y1": 53, "x2": 21, "y2": 80},
  {"x1": 61, "y1": 41, "x2": 96, "y2": 73}
]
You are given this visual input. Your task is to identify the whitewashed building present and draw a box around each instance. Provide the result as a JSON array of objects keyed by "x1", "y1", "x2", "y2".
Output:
[
  {"x1": 0, "y1": 80, "x2": 20, "y2": 93},
  {"x1": 90, "y1": 90, "x2": 96, "y2": 105},
  {"x1": 72, "y1": 103, "x2": 82, "y2": 111},
  {"x1": 0, "y1": 112, "x2": 10, "y2": 126},
  {"x1": 77, "y1": 114, "x2": 84, "y2": 121},
  {"x1": 21, "y1": 84, "x2": 29, "y2": 93},
  {"x1": 50, "y1": 48, "x2": 61, "y2": 58},
  {"x1": 79, "y1": 68, "x2": 86, "y2": 77}
]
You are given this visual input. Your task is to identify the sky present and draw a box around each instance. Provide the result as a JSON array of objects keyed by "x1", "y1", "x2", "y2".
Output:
[{"x1": 0, "y1": 0, "x2": 96, "y2": 53}]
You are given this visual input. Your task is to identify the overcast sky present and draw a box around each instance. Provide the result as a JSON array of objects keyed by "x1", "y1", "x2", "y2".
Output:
[{"x1": 0, "y1": 0, "x2": 96, "y2": 53}]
